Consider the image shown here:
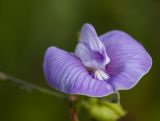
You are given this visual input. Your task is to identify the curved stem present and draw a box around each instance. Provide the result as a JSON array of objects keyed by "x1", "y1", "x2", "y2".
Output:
[
  {"x1": 111, "y1": 91, "x2": 120, "y2": 104},
  {"x1": 0, "y1": 71, "x2": 66, "y2": 98}
]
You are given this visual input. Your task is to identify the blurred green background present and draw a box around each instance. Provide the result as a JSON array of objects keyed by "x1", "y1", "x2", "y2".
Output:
[{"x1": 0, "y1": 0, "x2": 159, "y2": 121}]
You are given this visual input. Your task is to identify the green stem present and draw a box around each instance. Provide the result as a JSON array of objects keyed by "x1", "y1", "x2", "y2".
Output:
[
  {"x1": 111, "y1": 91, "x2": 120, "y2": 104},
  {"x1": 0, "y1": 71, "x2": 66, "y2": 98}
]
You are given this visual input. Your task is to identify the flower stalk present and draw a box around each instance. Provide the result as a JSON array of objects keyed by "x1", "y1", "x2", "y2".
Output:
[
  {"x1": 0, "y1": 71, "x2": 66, "y2": 98},
  {"x1": 0, "y1": 71, "x2": 125, "y2": 121}
]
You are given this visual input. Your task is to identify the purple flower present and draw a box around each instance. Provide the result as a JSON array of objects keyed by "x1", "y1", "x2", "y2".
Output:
[{"x1": 43, "y1": 23, "x2": 152, "y2": 97}]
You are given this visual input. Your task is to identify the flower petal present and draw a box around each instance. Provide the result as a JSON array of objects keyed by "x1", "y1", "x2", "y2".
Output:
[
  {"x1": 99, "y1": 30, "x2": 152, "y2": 90},
  {"x1": 75, "y1": 23, "x2": 110, "y2": 70},
  {"x1": 43, "y1": 47, "x2": 114, "y2": 97}
]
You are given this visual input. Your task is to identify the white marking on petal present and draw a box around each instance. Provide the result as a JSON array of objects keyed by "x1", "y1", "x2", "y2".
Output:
[{"x1": 94, "y1": 70, "x2": 109, "y2": 81}]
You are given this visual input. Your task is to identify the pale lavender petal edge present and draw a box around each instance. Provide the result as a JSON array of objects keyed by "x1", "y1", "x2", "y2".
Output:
[{"x1": 99, "y1": 30, "x2": 152, "y2": 90}]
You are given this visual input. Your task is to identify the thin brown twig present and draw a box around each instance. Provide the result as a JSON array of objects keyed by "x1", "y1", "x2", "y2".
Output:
[
  {"x1": 69, "y1": 95, "x2": 79, "y2": 121},
  {"x1": 69, "y1": 107, "x2": 79, "y2": 121}
]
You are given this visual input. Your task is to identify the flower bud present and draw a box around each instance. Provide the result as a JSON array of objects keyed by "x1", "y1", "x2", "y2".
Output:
[{"x1": 82, "y1": 98, "x2": 125, "y2": 121}]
